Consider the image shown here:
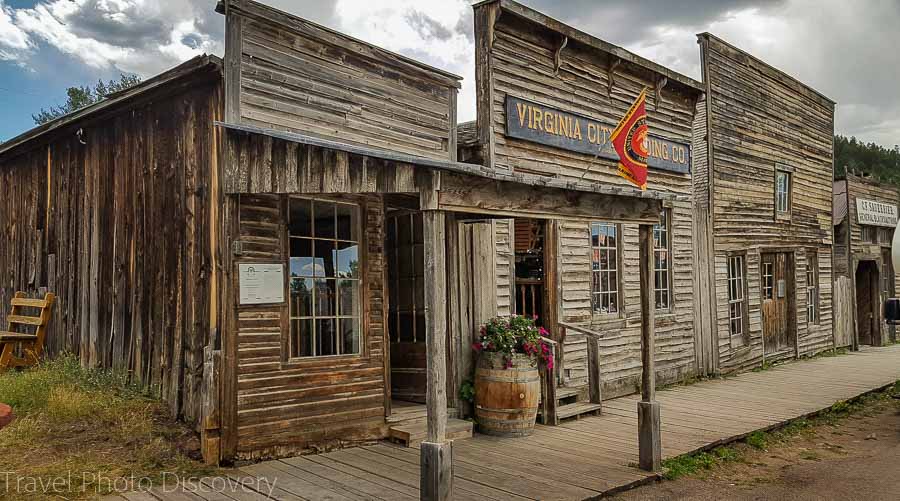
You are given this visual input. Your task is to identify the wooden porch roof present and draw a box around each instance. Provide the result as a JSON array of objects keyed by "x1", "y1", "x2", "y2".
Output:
[{"x1": 217, "y1": 121, "x2": 684, "y2": 203}]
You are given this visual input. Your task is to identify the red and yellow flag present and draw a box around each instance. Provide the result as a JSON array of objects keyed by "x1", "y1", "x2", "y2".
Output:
[{"x1": 610, "y1": 88, "x2": 649, "y2": 190}]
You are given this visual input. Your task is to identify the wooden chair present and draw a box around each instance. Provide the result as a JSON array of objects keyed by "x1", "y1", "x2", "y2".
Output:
[{"x1": 0, "y1": 292, "x2": 55, "y2": 371}]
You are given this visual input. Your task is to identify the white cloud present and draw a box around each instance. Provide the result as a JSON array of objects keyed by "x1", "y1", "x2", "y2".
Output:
[{"x1": 0, "y1": 1, "x2": 32, "y2": 60}]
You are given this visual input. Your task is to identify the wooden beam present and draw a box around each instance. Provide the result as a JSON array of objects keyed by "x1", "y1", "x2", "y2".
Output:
[
  {"x1": 638, "y1": 223, "x2": 661, "y2": 471},
  {"x1": 421, "y1": 209, "x2": 452, "y2": 500},
  {"x1": 439, "y1": 172, "x2": 661, "y2": 223}
]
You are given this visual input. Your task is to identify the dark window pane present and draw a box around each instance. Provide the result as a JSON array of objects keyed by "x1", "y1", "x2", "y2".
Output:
[
  {"x1": 288, "y1": 198, "x2": 312, "y2": 238},
  {"x1": 314, "y1": 200, "x2": 335, "y2": 239},
  {"x1": 415, "y1": 313, "x2": 426, "y2": 343},
  {"x1": 412, "y1": 213, "x2": 423, "y2": 244},
  {"x1": 290, "y1": 278, "x2": 313, "y2": 317},
  {"x1": 336, "y1": 203, "x2": 358, "y2": 241},
  {"x1": 316, "y1": 319, "x2": 337, "y2": 356},
  {"x1": 291, "y1": 318, "x2": 313, "y2": 357},
  {"x1": 289, "y1": 238, "x2": 314, "y2": 277},
  {"x1": 341, "y1": 318, "x2": 360, "y2": 355},
  {"x1": 336, "y1": 242, "x2": 359, "y2": 278},
  {"x1": 398, "y1": 246, "x2": 413, "y2": 278},
  {"x1": 314, "y1": 239, "x2": 336, "y2": 277},
  {"x1": 399, "y1": 313, "x2": 415, "y2": 342},
  {"x1": 337, "y1": 279, "x2": 360, "y2": 318},
  {"x1": 398, "y1": 216, "x2": 412, "y2": 246},
  {"x1": 314, "y1": 278, "x2": 336, "y2": 317}
]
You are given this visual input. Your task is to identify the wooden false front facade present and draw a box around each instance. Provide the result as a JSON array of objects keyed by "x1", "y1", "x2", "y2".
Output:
[
  {"x1": 694, "y1": 33, "x2": 836, "y2": 374},
  {"x1": 833, "y1": 174, "x2": 900, "y2": 347},
  {"x1": 0, "y1": 56, "x2": 223, "y2": 428},
  {"x1": 469, "y1": 0, "x2": 705, "y2": 400}
]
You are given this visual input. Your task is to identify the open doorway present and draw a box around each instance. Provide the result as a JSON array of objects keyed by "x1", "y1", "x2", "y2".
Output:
[{"x1": 856, "y1": 260, "x2": 881, "y2": 346}]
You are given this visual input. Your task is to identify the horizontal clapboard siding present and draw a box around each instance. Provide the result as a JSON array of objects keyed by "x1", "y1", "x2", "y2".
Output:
[{"x1": 233, "y1": 194, "x2": 387, "y2": 458}]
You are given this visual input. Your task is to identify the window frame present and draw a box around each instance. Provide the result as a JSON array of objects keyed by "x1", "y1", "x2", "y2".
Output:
[
  {"x1": 653, "y1": 209, "x2": 674, "y2": 312},
  {"x1": 774, "y1": 164, "x2": 794, "y2": 221},
  {"x1": 590, "y1": 222, "x2": 622, "y2": 317},
  {"x1": 284, "y1": 195, "x2": 365, "y2": 361},
  {"x1": 806, "y1": 250, "x2": 819, "y2": 325},
  {"x1": 727, "y1": 253, "x2": 749, "y2": 345},
  {"x1": 861, "y1": 225, "x2": 878, "y2": 244}
]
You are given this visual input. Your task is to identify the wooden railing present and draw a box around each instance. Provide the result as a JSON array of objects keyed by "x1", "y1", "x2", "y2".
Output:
[
  {"x1": 538, "y1": 336, "x2": 559, "y2": 425},
  {"x1": 559, "y1": 322, "x2": 602, "y2": 408}
]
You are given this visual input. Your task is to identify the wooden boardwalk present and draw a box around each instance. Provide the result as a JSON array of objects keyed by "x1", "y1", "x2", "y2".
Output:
[{"x1": 116, "y1": 345, "x2": 900, "y2": 501}]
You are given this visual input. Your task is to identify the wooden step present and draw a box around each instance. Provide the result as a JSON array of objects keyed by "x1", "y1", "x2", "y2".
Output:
[
  {"x1": 389, "y1": 418, "x2": 473, "y2": 448},
  {"x1": 557, "y1": 402, "x2": 602, "y2": 420},
  {"x1": 0, "y1": 331, "x2": 37, "y2": 342}
]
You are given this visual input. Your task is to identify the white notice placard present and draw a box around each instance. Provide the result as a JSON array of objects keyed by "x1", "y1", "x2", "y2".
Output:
[
  {"x1": 857, "y1": 198, "x2": 898, "y2": 227},
  {"x1": 238, "y1": 263, "x2": 285, "y2": 305}
]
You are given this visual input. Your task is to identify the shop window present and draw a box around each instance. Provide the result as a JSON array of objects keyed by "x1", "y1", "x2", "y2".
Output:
[
  {"x1": 727, "y1": 254, "x2": 748, "y2": 343},
  {"x1": 590, "y1": 222, "x2": 619, "y2": 314},
  {"x1": 653, "y1": 209, "x2": 672, "y2": 311},
  {"x1": 287, "y1": 197, "x2": 361, "y2": 358},
  {"x1": 806, "y1": 251, "x2": 819, "y2": 324},
  {"x1": 878, "y1": 227, "x2": 893, "y2": 246},
  {"x1": 761, "y1": 261, "x2": 774, "y2": 300}
]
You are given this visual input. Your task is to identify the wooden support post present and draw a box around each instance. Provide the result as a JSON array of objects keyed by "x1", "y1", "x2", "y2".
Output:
[
  {"x1": 421, "y1": 209, "x2": 452, "y2": 501},
  {"x1": 638, "y1": 223, "x2": 661, "y2": 472}
]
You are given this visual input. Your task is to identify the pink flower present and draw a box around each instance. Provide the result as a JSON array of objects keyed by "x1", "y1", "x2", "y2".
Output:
[
  {"x1": 472, "y1": 342, "x2": 483, "y2": 352},
  {"x1": 539, "y1": 327, "x2": 550, "y2": 337},
  {"x1": 532, "y1": 314, "x2": 539, "y2": 321}
]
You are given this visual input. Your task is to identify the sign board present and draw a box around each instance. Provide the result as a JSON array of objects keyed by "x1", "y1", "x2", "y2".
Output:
[
  {"x1": 856, "y1": 198, "x2": 898, "y2": 227},
  {"x1": 238, "y1": 263, "x2": 285, "y2": 305},
  {"x1": 505, "y1": 95, "x2": 691, "y2": 174}
]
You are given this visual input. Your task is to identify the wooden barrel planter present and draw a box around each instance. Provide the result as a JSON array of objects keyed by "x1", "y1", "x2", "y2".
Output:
[{"x1": 474, "y1": 352, "x2": 540, "y2": 437}]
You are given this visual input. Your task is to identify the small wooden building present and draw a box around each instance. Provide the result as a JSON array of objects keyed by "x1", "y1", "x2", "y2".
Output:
[
  {"x1": 833, "y1": 174, "x2": 900, "y2": 347},
  {"x1": 693, "y1": 33, "x2": 836, "y2": 375},
  {"x1": 465, "y1": 0, "x2": 704, "y2": 406}
]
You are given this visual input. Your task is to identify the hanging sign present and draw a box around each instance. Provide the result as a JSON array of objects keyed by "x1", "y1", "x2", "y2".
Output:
[
  {"x1": 238, "y1": 263, "x2": 285, "y2": 305},
  {"x1": 505, "y1": 95, "x2": 690, "y2": 174},
  {"x1": 856, "y1": 198, "x2": 898, "y2": 227}
]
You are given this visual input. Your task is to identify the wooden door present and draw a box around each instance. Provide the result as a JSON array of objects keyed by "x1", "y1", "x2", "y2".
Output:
[
  {"x1": 761, "y1": 252, "x2": 795, "y2": 354},
  {"x1": 386, "y1": 212, "x2": 427, "y2": 403},
  {"x1": 855, "y1": 260, "x2": 879, "y2": 346}
]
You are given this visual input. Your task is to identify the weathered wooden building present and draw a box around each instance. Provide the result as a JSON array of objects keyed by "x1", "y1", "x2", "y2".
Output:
[
  {"x1": 833, "y1": 174, "x2": 900, "y2": 347},
  {"x1": 0, "y1": 56, "x2": 223, "y2": 427},
  {"x1": 693, "y1": 33, "x2": 836, "y2": 375},
  {"x1": 463, "y1": 0, "x2": 704, "y2": 408}
]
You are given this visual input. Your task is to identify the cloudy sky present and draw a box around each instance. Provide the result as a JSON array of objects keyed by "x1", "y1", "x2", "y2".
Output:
[{"x1": 1, "y1": 0, "x2": 898, "y2": 149}]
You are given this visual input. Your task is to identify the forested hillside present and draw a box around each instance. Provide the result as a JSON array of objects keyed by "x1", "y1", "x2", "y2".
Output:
[{"x1": 834, "y1": 135, "x2": 900, "y2": 185}]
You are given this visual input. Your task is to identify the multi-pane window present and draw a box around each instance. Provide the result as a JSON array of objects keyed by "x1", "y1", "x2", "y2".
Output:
[
  {"x1": 590, "y1": 223, "x2": 619, "y2": 314},
  {"x1": 288, "y1": 197, "x2": 361, "y2": 358},
  {"x1": 806, "y1": 252, "x2": 819, "y2": 324},
  {"x1": 762, "y1": 261, "x2": 774, "y2": 300},
  {"x1": 878, "y1": 227, "x2": 893, "y2": 246},
  {"x1": 882, "y1": 249, "x2": 894, "y2": 299},
  {"x1": 653, "y1": 209, "x2": 672, "y2": 310},
  {"x1": 727, "y1": 255, "x2": 747, "y2": 339},
  {"x1": 861, "y1": 226, "x2": 877, "y2": 243},
  {"x1": 775, "y1": 170, "x2": 791, "y2": 214}
]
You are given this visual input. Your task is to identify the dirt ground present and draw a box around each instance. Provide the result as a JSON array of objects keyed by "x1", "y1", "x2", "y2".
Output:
[{"x1": 612, "y1": 398, "x2": 900, "y2": 501}]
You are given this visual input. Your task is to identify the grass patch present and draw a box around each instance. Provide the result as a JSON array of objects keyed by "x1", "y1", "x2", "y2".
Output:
[{"x1": 0, "y1": 355, "x2": 213, "y2": 499}]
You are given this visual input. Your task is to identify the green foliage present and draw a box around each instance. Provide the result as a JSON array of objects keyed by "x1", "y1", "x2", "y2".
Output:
[
  {"x1": 0, "y1": 354, "x2": 212, "y2": 499},
  {"x1": 834, "y1": 135, "x2": 900, "y2": 185},
  {"x1": 746, "y1": 431, "x2": 768, "y2": 450},
  {"x1": 32, "y1": 74, "x2": 142, "y2": 125},
  {"x1": 661, "y1": 451, "x2": 718, "y2": 480},
  {"x1": 459, "y1": 379, "x2": 475, "y2": 403}
]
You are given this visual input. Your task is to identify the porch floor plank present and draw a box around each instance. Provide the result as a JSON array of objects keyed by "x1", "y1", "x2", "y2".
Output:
[{"x1": 151, "y1": 345, "x2": 900, "y2": 500}]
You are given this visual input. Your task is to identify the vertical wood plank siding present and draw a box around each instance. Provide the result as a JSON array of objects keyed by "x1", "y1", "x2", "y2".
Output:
[
  {"x1": 478, "y1": 9, "x2": 700, "y2": 397},
  {"x1": 835, "y1": 174, "x2": 900, "y2": 344},
  {"x1": 233, "y1": 194, "x2": 386, "y2": 458},
  {"x1": 701, "y1": 34, "x2": 835, "y2": 372},
  {"x1": 0, "y1": 76, "x2": 223, "y2": 428},
  {"x1": 231, "y1": 0, "x2": 458, "y2": 161}
]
